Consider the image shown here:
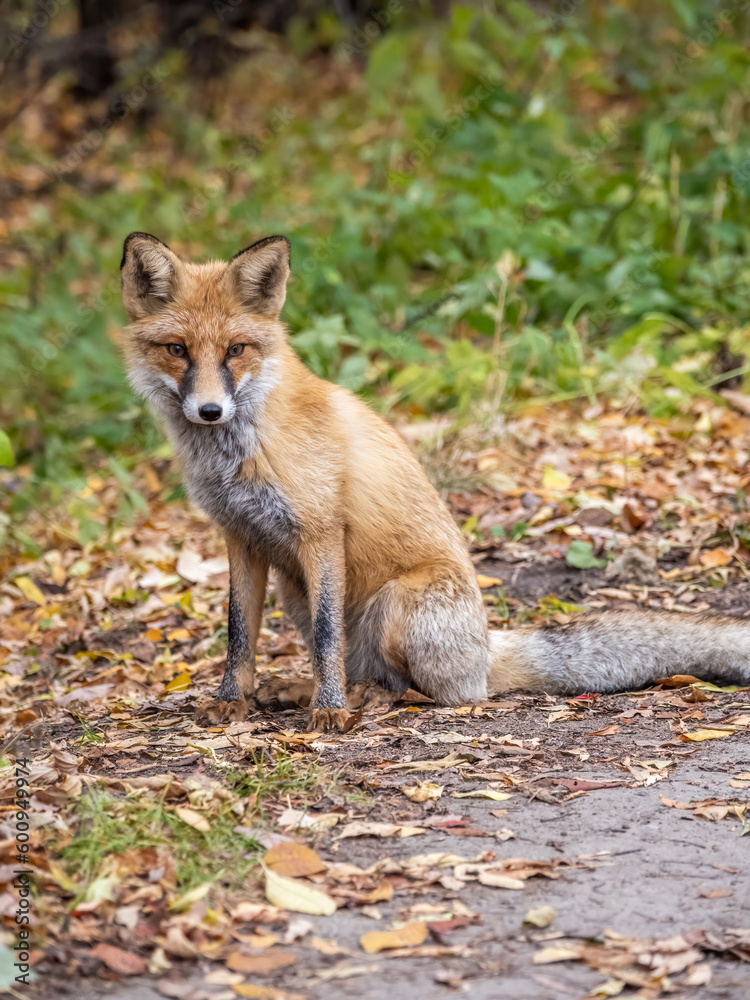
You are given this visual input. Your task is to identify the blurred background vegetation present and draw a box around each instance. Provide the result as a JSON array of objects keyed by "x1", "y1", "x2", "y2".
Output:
[{"x1": 2, "y1": 0, "x2": 750, "y2": 551}]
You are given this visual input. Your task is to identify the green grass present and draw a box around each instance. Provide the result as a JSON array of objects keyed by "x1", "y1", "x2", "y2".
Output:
[
  {"x1": 61, "y1": 788, "x2": 261, "y2": 897},
  {"x1": 227, "y1": 750, "x2": 321, "y2": 811},
  {"x1": 60, "y1": 751, "x2": 321, "y2": 899},
  {"x1": 3, "y1": 1, "x2": 750, "y2": 546}
]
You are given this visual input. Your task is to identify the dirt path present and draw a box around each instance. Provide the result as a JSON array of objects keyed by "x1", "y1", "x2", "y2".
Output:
[{"x1": 24, "y1": 677, "x2": 750, "y2": 1000}]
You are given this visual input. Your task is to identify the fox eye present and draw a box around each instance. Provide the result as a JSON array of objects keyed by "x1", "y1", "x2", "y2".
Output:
[
  {"x1": 166, "y1": 344, "x2": 187, "y2": 358},
  {"x1": 226, "y1": 344, "x2": 245, "y2": 357}
]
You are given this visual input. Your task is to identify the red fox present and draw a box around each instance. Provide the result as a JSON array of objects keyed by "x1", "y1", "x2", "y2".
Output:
[{"x1": 120, "y1": 233, "x2": 750, "y2": 730}]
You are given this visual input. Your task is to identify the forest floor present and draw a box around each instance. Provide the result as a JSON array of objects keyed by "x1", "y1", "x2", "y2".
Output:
[{"x1": 2, "y1": 398, "x2": 750, "y2": 1000}]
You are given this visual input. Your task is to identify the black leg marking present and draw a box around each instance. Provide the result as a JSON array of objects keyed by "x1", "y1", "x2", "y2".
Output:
[
  {"x1": 218, "y1": 586, "x2": 251, "y2": 702},
  {"x1": 311, "y1": 581, "x2": 346, "y2": 709}
]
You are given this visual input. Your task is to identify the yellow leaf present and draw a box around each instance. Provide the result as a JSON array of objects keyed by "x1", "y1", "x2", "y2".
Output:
[
  {"x1": 402, "y1": 782, "x2": 443, "y2": 803},
  {"x1": 476, "y1": 574, "x2": 502, "y2": 588},
  {"x1": 167, "y1": 628, "x2": 191, "y2": 641},
  {"x1": 165, "y1": 671, "x2": 192, "y2": 693},
  {"x1": 169, "y1": 883, "x2": 212, "y2": 912},
  {"x1": 145, "y1": 628, "x2": 163, "y2": 641},
  {"x1": 263, "y1": 865, "x2": 336, "y2": 916},
  {"x1": 451, "y1": 789, "x2": 513, "y2": 801},
  {"x1": 542, "y1": 466, "x2": 572, "y2": 491},
  {"x1": 15, "y1": 576, "x2": 45, "y2": 605},
  {"x1": 361, "y1": 921, "x2": 428, "y2": 953},
  {"x1": 699, "y1": 547, "x2": 732, "y2": 567},
  {"x1": 523, "y1": 906, "x2": 557, "y2": 928},
  {"x1": 591, "y1": 981, "x2": 626, "y2": 997},
  {"x1": 367, "y1": 883, "x2": 393, "y2": 903},
  {"x1": 175, "y1": 806, "x2": 210, "y2": 833},
  {"x1": 679, "y1": 729, "x2": 734, "y2": 742}
]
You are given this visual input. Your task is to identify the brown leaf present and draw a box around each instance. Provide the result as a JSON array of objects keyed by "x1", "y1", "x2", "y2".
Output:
[
  {"x1": 90, "y1": 943, "x2": 147, "y2": 976},
  {"x1": 588, "y1": 725, "x2": 620, "y2": 736},
  {"x1": 556, "y1": 778, "x2": 625, "y2": 792},
  {"x1": 264, "y1": 842, "x2": 327, "y2": 878},
  {"x1": 226, "y1": 950, "x2": 296, "y2": 975}
]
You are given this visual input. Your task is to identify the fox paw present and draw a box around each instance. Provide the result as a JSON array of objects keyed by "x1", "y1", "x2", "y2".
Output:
[
  {"x1": 308, "y1": 707, "x2": 352, "y2": 733},
  {"x1": 195, "y1": 693, "x2": 250, "y2": 725}
]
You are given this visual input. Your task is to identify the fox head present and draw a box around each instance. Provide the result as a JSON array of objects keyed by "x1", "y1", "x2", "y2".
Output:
[{"x1": 120, "y1": 233, "x2": 290, "y2": 425}]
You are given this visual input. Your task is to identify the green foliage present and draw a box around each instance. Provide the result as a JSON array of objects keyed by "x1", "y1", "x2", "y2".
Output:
[
  {"x1": 0, "y1": 432, "x2": 13, "y2": 468},
  {"x1": 3, "y1": 1, "x2": 750, "y2": 522},
  {"x1": 566, "y1": 540, "x2": 607, "y2": 569},
  {"x1": 61, "y1": 788, "x2": 262, "y2": 896}
]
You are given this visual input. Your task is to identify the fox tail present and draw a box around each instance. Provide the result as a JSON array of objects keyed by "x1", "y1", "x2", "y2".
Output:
[{"x1": 487, "y1": 609, "x2": 750, "y2": 696}]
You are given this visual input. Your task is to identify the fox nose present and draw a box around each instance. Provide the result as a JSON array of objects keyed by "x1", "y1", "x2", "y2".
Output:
[{"x1": 199, "y1": 403, "x2": 223, "y2": 422}]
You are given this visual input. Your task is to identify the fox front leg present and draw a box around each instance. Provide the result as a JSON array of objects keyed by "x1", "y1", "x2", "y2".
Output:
[
  {"x1": 198, "y1": 537, "x2": 268, "y2": 724},
  {"x1": 302, "y1": 538, "x2": 350, "y2": 732}
]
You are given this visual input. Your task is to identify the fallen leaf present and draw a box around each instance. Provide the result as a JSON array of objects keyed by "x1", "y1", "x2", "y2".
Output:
[
  {"x1": 533, "y1": 944, "x2": 583, "y2": 964},
  {"x1": 383, "y1": 752, "x2": 474, "y2": 772},
  {"x1": 679, "y1": 729, "x2": 733, "y2": 742},
  {"x1": 226, "y1": 951, "x2": 296, "y2": 975},
  {"x1": 476, "y1": 574, "x2": 503, "y2": 588},
  {"x1": 334, "y1": 821, "x2": 425, "y2": 840},
  {"x1": 556, "y1": 778, "x2": 624, "y2": 792},
  {"x1": 477, "y1": 871, "x2": 525, "y2": 889},
  {"x1": 699, "y1": 547, "x2": 732, "y2": 567},
  {"x1": 402, "y1": 782, "x2": 443, "y2": 802},
  {"x1": 264, "y1": 842, "x2": 327, "y2": 878},
  {"x1": 167, "y1": 628, "x2": 191, "y2": 641},
  {"x1": 451, "y1": 789, "x2": 513, "y2": 801},
  {"x1": 232, "y1": 986, "x2": 307, "y2": 1000},
  {"x1": 164, "y1": 671, "x2": 192, "y2": 693},
  {"x1": 14, "y1": 576, "x2": 46, "y2": 605},
  {"x1": 263, "y1": 866, "x2": 336, "y2": 916},
  {"x1": 277, "y1": 808, "x2": 340, "y2": 832},
  {"x1": 90, "y1": 943, "x2": 147, "y2": 976},
  {"x1": 177, "y1": 549, "x2": 230, "y2": 584},
  {"x1": 361, "y1": 922, "x2": 429, "y2": 953},
  {"x1": 697, "y1": 888, "x2": 733, "y2": 899},
  {"x1": 588, "y1": 725, "x2": 620, "y2": 736},
  {"x1": 174, "y1": 806, "x2": 210, "y2": 833},
  {"x1": 523, "y1": 906, "x2": 557, "y2": 927},
  {"x1": 543, "y1": 466, "x2": 572, "y2": 491}
]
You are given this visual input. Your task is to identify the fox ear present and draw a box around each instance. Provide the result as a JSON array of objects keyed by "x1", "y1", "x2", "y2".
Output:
[
  {"x1": 120, "y1": 233, "x2": 181, "y2": 319},
  {"x1": 224, "y1": 235, "x2": 290, "y2": 318}
]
